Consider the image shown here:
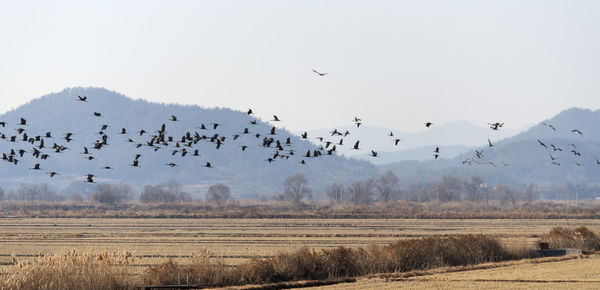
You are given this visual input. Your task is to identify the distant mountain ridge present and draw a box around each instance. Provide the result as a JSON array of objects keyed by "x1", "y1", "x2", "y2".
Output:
[
  {"x1": 0, "y1": 87, "x2": 378, "y2": 197},
  {"x1": 308, "y1": 121, "x2": 525, "y2": 162},
  {"x1": 380, "y1": 107, "x2": 600, "y2": 190}
]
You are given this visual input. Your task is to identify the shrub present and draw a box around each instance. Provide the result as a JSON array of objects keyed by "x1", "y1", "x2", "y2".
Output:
[
  {"x1": 0, "y1": 249, "x2": 135, "y2": 290},
  {"x1": 540, "y1": 226, "x2": 600, "y2": 250}
]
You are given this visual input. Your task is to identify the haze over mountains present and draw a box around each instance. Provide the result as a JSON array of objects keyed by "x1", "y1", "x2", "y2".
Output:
[
  {"x1": 0, "y1": 88, "x2": 377, "y2": 198},
  {"x1": 0, "y1": 87, "x2": 599, "y2": 200},
  {"x1": 382, "y1": 107, "x2": 600, "y2": 193},
  {"x1": 308, "y1": 122, "x2": 527, "y2": 164}
]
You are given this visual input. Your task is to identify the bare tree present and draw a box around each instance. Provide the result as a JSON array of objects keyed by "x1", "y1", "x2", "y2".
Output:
[
  {"x1": 438, "y1": 175, "x2": 463, "y2": 202},
  {"x1": 326, "y1": 183, "x2": 345, "y2": 204},
  {"x1": 348, "y1": 179, "x2": 376, "y2": 205},
  {"x1": 92, "y1": 183, "x2": 132, "y2": 205},
  {"x1": 524, "y1": 183, "x2": 536, "y2": 203},
  {"x1": 464, "y1": 175, "x2": 484, "y2": 202},
  {"x1": 496, "y1": 184, "x2": 519, "y2": 206},
  {"x1": 206, "y1": 183, "x2": 232, "y2": 207},
  {"x1": 283, "y1": 173, "x2": 312, "y2": 205},
  {"x1": 10, "y1": 183, "x2": 64, "y2": 202},
  {"x1": 375, "y1": 170, "x2": 399, "y2": 202}
]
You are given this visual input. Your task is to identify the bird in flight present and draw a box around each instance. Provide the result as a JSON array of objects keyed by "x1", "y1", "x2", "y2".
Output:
[
  {"x1": 537, "y1": 139, "x2": 548, "y2": 149},
  {"x1": 542, "y1": 122, "x2": 557, "y2": 131},
  {"x1": 86, "y1": 174, "x2": 95, "y2": 183},
  {"x1": 77, "y1": 96, "x2": 88, "y2": 102},
  {"x1": 571, "y1": 129, "x2": 583, "y2": 136},
  {"x1": 353, "y1": 141, "x2": 360, "y2": 150},
  {"x1": 312, "y1": 69, "x2": 327, "y2": 77},
  {"x1": 425, "y1": 122, "x2": 434, "y2": 128},
  {"x1": 370, "y1": 150, "x2": 379, "y2": 157},
  {"x1": 271, "y1": 115, "x2": 280, "y2": 122},
  {"x1": 488, "y1": 122, "x2": 504, "y2": 130},
  {"x1": 393, "y1": 139, "x2": 401, "y2": 146},
  {"x1": 488, "y1": 139, "x2": 493, "y2": 147}
]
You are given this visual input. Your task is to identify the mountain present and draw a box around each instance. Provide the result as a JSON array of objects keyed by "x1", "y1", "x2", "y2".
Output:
[
  {"x1": 380, "y1": 108, "x2": 600, "y2": 191},
  {"x1": 307, "y1": 121, "x2": 524, "y2": 160},
  {"x1": 352, "y1": 145, "x2": 472, "y2": 165},
  {"x1": 0, "y1": 88, "x2": 378, "y2": 198}
]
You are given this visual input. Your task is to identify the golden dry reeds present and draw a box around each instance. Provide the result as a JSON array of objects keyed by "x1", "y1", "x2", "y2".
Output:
[
  {"x1": 540, "y1": 226, "x2": 600, "y2": 250},
  {"x1": 0, "y1": 248, "x2": 136, "y2": 290}
]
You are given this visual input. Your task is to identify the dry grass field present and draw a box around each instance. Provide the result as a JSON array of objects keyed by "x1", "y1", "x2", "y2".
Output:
[
  {"x1": 1, "y1": 217, "x2": 599, "y2": 269},
  {"x1": 314, "y1": 255, "x2": 600, "y2": 289}
]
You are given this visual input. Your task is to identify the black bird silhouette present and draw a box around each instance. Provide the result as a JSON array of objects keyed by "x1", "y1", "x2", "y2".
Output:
[
  {"x1": 425, "y1": 122, "x2": 433, "y2": 128},
  {"x1": 370, "y1": 150, "x2": 379, "y2": 157},
  {"x1": 550, "y1": 153, "x2": 557, "y2": 161},
  {"x1": 542, "y1": 122, "x2": 557, "y2": 131},
  {"x1": 203, "y1": 162, "x2": 212, "y2": 168},
  {"x1": 352, "y1": 141, "x2": 360, "y2": 150},
  {"x1": 355, "y1": 122, "x2": 362, "y2": 128},
  {"x1": 301, "y1": 132, "x2": 308, "y2": 139},
  {"x1": 552, "y1": 161, "x2": 561, "y2": 166},
  {"x1": 434, "y1": 146, "x2": 440, "y2": 153},
  {"x1": 394, "y1": 139, "x2": 401, "y2": 146},
  {"x1": 537, "y1": 139, "x2": 548, "y2": 149},
  {"x1": 596, "y1": 158, "x2": 600, "y2": 165},
  {"x1": 170, "y1": 115, "x2": 178, "y2": 122},
  {"x1": 77, "y1": 96, "x2": 87, "y2": 102},
  {"x1": 488, "y1": 139, "x2": 493, "y2": 147},
  {"x1": 86, "y1": 174, "x2": 95, "y2": 183},
  {"x1": 571, "y1": 129, "x2": 583, "y2": 136},
  {"x1": 165, "y1": 163, "x2": 177, "y2": 167},
  {"x1": 212, "y1": 123, "x2": 220, "y2": 130},
  {"x1": 92, "y1": 112, "x2": 102, "y2": 117},
  {"x1": 131, "y1": 160, "x2": 140, "y2": 167},
  {"x1": 299, "y1": 160, "x2": 306, "y2": 165},
  {"x1": 119, "y1": 128, "x2": 127, "y2": 134},
  {"x1": 271, "y1": 115, "x2": 280, "y2": 122},
  {"x1": 475, "y1": 150, "x2": 483, "y2": 159},
  {"x1": 19, "y1": 118, "x2": 27, "y2": 126},
  {"x1": 47, "y1": 171, "x2": 59, "y2": 177},
  {"x1": 102, "y1": 166, "x2": 113, "y2": 170},
  {"x1": 30, "y1": 163, "x2": 41, "y2": 170},
  {"x1": 312, "y1": 69, "x2": 327, "y2": 76},
  {"x1": 247, "y1": 109, "x2": 253, "y2": 115},
  {"x1": 0, "y1": 121, "x2": 5, "y2": 127},
  {"x1": 488, "y1": 122, "x2": 504, "y2": 130},
  {"x1": 433, "y1": 153, "x2": 439, "y2": 159}
]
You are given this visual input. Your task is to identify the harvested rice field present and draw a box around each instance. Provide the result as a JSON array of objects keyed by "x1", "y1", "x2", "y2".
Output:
[{"x1": 1, "y1": 218, "x2": 599, "y2": 269}]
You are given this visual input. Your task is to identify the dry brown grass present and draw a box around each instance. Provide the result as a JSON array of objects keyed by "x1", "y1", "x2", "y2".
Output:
[
  {"x1": 3, "y1": 200, "x2": 600, "y2": 219},
  {"x1": 0, "y1": 248, "x2": 136, "y2": 290},
  {"x1": 138, "y1": 234, "x2": 515, "y2": 287},
  {"x1": 539, "y1": 226, "x2": 600, "y2": 250}
]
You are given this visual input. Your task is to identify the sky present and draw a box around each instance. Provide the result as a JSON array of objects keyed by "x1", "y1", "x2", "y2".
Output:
[{"x1": 0, "y1": 0, "x2": 599, "y2": 133}]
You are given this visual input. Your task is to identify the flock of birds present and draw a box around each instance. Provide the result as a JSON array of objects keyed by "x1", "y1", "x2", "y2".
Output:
[{"x1": 0, "y1": 70, "x2": 594, "y2": 184}]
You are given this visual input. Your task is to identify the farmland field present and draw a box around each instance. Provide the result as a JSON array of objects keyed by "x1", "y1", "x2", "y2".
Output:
[
  {"x1": 1, "y1": 217, "x2": 599, "y2": 269},
  {"x1": 315, "y1": 255, "x2": 600, "y2": 289}
]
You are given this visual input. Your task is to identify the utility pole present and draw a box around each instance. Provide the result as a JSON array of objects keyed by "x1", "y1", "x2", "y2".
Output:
[
  {"x1": 436, "y1": 183, "x2": 439, "y2": 206},
  {"x1": 576, "y1": 184, "x2": 579, "y2": 206},
  {"x1": 567, "y1": 186, "x2": 570, "y2": 209}
]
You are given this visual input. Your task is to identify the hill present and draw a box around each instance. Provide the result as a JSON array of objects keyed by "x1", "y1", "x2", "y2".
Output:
[
  {"x1": 380, "y1": 108, "x2": 600, "y2": 192},
  {"x1": 308, "y1": 121, "x2": 523, "y2": 160},
  {"x1": 0, "y1": 87, "x2": 378, "y2": 198}
]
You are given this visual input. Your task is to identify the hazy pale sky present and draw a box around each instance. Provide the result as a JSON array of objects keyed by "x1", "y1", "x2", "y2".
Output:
[{"x1": 0, "y1": 0, "x2": 598, "y2": 132}]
